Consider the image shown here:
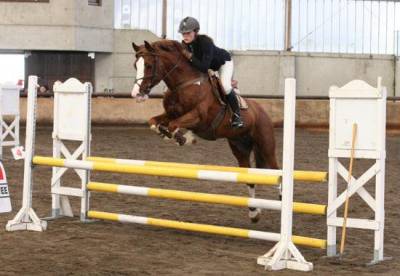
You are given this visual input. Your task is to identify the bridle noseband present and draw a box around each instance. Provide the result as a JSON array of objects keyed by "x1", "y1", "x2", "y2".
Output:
[{"x1": 134, "y1": 51, "x2": 182, "y2": 97}]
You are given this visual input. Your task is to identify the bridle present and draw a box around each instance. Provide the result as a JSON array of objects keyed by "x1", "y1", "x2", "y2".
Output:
[{"x1": 134, "y1": 52, "x2": 182, "y2": 96}]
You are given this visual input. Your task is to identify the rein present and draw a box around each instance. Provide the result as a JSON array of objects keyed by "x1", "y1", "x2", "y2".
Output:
[{"x1": 134, "y1": 52, "x2": 182, "y2": 96}]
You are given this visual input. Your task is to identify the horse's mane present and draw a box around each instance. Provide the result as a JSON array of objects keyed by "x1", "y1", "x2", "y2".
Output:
[
  {"x1": 138, "y1": 40, "x2": 198, "y2": 75},
  {"x1": 152, "y1": 40, "x2": 184, "y2": 53}
]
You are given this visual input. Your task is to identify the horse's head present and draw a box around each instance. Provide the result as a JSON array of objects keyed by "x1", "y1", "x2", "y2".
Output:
[{"x1": 131, "y1": 40, "x2": 185, "y2": 102}]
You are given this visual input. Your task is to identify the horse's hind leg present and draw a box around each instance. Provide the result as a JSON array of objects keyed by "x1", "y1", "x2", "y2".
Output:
[
  {"x1": 227, "y1": 140, "x2": 261, "y2": 223},
  {"x1": 252, "y1": 116, "x2": 281, "y2": 197}
]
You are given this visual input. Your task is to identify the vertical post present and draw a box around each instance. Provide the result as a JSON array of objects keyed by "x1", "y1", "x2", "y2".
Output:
[
  {"x1": 326, "y1": 93, "x2": 338, "y2": 257},
  {"x1": 327, "y1": 158, "x2": 338, "y2": 256},
  {"x1": 51, "y1": 137, "x2": 62, "y2": 217},
  {"x1": 284, "y1": 0, "x2": 292, "y2": 51},
  {"x1": 327, "y1": 95, "x2": 337, "y2": 256},
  {"x1": 6, "y1": 76, "x2": 47, "y2": 232},
  {"x1": 280, "y1": 78, "x2": 296, "y2": 248},
  {"x1": 372, "y1": 78, "x2": 387, "y2": 263},
  {"x1": 162, "y1": 0, "x2": 167, "y2": 39},
  {"x1": 257, "y1": 79, "x2": 313, "y2": 271},
  {"x1": 17, "y1": 76, "x2": 36, "y2": 214},
  {"x1": 81, "y1": 83, "x2": 92, "y2": 221}
]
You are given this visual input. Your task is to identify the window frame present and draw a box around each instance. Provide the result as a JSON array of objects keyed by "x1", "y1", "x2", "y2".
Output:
[
  {"x1": 0, "y1": 0, "x2": 49, "y2": 2},
  {"x1": 88, "y1": 0, "x2": 101, "y2": 6}
]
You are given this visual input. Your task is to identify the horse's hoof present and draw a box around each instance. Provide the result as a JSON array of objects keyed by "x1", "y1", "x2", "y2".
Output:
[
  {"x1": 176, "y1": 136, "x2": 186, "y2": 146},
  {"x1": 172, "y1": 129, "x2": 187, "y2": 146},
  {"x1": 250, "y1": 214, "x2": 260, "y2": 223},
  {"x1": 249, "y1": 208, "x2": 261, "y2": 223}
]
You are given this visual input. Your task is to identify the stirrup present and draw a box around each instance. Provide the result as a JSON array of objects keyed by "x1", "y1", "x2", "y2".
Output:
[{"x1": 231, "y1": 114, "x2": 244, "y2": 128}]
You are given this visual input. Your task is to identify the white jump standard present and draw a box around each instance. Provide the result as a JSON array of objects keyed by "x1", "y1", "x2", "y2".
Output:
[
  {"x1": 327, "y1": 78, "x2": 389, "y2": 264},
  {"x1": 6, "y1": 75, "x2": 388, "y2": 271},
  {"x1": 0, "y1": 82, "x2": 20, "y2": 158}
]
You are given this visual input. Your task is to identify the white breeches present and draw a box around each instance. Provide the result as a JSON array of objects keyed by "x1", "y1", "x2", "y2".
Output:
[{"x1": 218, "y1": 60, "x2": 234, "y2": 94}]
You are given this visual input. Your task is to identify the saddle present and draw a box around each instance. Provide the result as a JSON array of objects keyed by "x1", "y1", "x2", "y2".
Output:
[
  {"x1": 207, "y1": 70, "x2": 248, "y2": 109},
  {"x1": 191, "y1": 71, "x2": 249, "y2": 141}
]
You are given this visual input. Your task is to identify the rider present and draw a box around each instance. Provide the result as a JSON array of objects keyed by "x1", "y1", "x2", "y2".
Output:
[{"x1": 178, "y1": 16, "x2": 244, "y2": 129}]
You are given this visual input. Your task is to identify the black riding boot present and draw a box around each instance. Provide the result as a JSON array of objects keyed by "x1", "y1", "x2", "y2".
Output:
[{"x1": 226, "y1": 90, "x2": 244, "y2": 128}]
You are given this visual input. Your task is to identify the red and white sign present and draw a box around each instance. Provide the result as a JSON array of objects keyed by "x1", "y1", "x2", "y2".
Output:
[{"x1": 0, "y1": 161, "x2": 11, "y2": 213}]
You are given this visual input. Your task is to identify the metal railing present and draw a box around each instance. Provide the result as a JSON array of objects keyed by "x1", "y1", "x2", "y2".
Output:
[
  {"x1": 114, "y1": 0, "x2": 400, "y2": 55},
  {"x1": 292, "y1": 0, "x2": 399, "y2": 55}
]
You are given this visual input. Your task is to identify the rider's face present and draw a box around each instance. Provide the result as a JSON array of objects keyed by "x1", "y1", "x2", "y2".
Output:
[{"x1": 182, "y1": 31, "x2": 196, "y2": 44}]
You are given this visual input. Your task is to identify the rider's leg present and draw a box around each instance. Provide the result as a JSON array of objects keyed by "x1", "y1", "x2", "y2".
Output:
[{"x1": 219, "y1": 60, "x2": 244, "y2": 128}]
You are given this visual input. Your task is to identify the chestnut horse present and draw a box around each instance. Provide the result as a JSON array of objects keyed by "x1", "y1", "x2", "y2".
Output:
[{"x1": 131, "y1": 40, "x2": 278, "y2": 222}]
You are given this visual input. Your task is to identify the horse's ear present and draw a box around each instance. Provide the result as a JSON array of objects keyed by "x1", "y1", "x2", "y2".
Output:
[
  {"x1": 144, "y1": 40, "x2": 155, "y2": 52},
  {"x1": 132, "y1": 42, "x2": 140, "y2": 52}
]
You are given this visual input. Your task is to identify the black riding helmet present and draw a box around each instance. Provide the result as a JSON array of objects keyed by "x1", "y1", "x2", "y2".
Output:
[{"x1": 178, "y1": 17, "x2": 200, "y2": 33}]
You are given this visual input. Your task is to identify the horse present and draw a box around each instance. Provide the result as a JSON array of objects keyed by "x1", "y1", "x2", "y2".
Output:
[{"x1": 130, "y1": 39, "x2": 279, "y2": 223}]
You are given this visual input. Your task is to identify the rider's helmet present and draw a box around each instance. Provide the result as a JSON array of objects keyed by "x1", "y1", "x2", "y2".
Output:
[{"x1": 178, "y1": 17, "x2": 200, "y2": 33}]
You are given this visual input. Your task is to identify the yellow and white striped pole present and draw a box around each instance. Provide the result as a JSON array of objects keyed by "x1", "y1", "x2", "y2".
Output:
[
  {"x1": 87, "y1": 182, "x2": 326, "y2": 216},
  {"x1": 87, "y1": 210, "x2": 327, "y2": 249},
  {"x1": 87, "y1": 156, "x2": 327, "y2": 183},
  {"x1": 33, "y1": 156, "x2": 281, "y2": 186}
]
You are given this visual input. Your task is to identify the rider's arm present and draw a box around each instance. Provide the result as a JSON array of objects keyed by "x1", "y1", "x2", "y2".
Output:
[{"x1": 190, "y1": 38, "x2": 214, "y2": 73}]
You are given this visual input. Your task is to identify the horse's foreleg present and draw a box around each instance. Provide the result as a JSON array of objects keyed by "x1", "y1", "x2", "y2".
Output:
[
  {"x1": 148, "y1": 113, "x2": 172, "y2": 140},
  {"x1": 167, "y1": 109, "x2": 201, "y2": 146},
  {"x1": 148, "y1": 113, "x2": 169, "y2": 131}
]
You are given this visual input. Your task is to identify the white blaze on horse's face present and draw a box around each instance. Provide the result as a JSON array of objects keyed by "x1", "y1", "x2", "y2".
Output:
[{"x1": 131, "y1": 57, "x2": 145, "y2": 99}]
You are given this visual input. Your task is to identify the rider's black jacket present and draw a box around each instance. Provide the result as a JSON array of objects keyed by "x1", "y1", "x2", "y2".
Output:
[{"x1": 183, "y1": 35, "x2": 231, "y2": 73}]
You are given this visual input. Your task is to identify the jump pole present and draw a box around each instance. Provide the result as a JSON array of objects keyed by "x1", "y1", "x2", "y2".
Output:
[
  {"x1": 32, "y1": 156, "x2": 281, "y2": 186},
  {"x1": 87, "y1": 210, "x2": 326, "y2": 249},
  {"x1": 87, "y1": 156, "x2": 327, "y2": 183},
  {"x1": 87, "y1": 181, "x2": 327, "y2": 216}
]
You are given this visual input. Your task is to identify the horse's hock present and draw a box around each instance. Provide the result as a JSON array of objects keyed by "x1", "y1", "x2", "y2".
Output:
[{"x1": 6, "y1": 76, "x2": 388, "y2": 272}]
